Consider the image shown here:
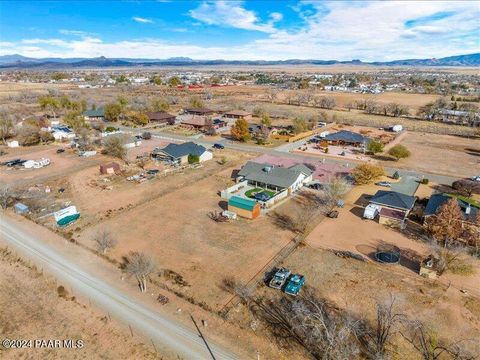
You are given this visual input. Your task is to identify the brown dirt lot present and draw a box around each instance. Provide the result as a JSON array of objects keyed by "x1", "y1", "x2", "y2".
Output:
[
  {"x1": 388, "y1": 132, "x2": 480, "y2": 178},
  {"x1": 0, "y1": 247, "x2": 161, "y2": 360},
  {"x1": 279, "y1": 247, "x2": 480, "y2": 356},
  {"x1": 76, "y1": 165, "x2": 296, "y2": 311},
  {"x1": 0, "y1": 145, "x2": 109, "y2": 188}
]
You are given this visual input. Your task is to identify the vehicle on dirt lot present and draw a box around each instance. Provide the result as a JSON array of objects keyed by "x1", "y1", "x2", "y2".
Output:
[
  {"x1": 363, "y1": 204, "x2": 380, "y2": 219},
  {"x1": 269, "y1": 268, "x2": 291, "y2": 289},
  {"x1": 375, "y1": 181, "x2": 391, "y2": 187},
  {"x1": 2, "y1": 159, "x2": 26, "y2": 167},
  {"x1": 327, "y1": 210, "x2": 339, "y2": 218},
  {"x1": 56, "y1": 148, "x2": 65, "y2": 153},
  {"x1": 284, "y1": 274, "x2": 305, "y2": 296},
  {"x1": 213, "y1": 143, "x2": 225, "y2": 149},
  {"x1": 472, "y1": 176, "x2": 480, "y2": 182}
]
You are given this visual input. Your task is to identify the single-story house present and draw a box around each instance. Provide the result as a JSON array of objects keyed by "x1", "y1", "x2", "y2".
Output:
[
  {"x1": 237, "y1": 161, "x2": 313, "y2": 194},
  {"x1": 99, "y1": 162, "x2": 121, "y2": 175},
  {"x1": 52, "y1": 126, "x2": 75, "y2": 141},
  {"x1": 184, "y1": 108, "x2": 215, "y2": 116},
  {"x1": 424, "y1": 193, "x2": 478, "y2": 224},
  {"x1": 251, "y1": 154, "x2": 352, "y2": 184},
  {"x1": 151, "y1": 141, "x2": 212, "y2": 164},
  {"x1": 369, "y1": 190, "x2": 416, "y2": 225},
  {"x1": 223, "y1": 110, "x2": 252, "y2": 121},
  {"x1": 323, "y1": 130, "x2": 370, "y2": 147},
  {"x1": 228, "y1": 196, "x2": 260, "y2": 219},
  {"x1": 179, "y1": 114, "x2": 208, "y2": 129},
  {"x1": 83, "y1": 108, "x2": 105, "y2": 121},
  {"x1": 146, "y1": 111, "x2": 176, "y2": 125}
]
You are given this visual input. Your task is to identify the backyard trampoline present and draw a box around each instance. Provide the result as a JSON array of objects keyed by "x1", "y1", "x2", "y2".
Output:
[{"x1": 375, "y1": 244, "x2": 401, "y2": 264}]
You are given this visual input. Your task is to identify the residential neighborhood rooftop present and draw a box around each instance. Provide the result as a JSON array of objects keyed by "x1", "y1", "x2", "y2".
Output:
[
  {"x1": 370, "y1": 190, "x2": 416, "y2": 211},
  {"x1": 238, "y1": 161, "x2": 313, "y2": 189}
]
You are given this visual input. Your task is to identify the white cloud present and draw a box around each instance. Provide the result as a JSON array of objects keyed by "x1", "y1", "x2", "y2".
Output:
[
  {"x1": 132, "y1": 16, "x2": 153, "y2": 24},
  {"x1": 189, "y1": 1, "x2": 281, "y2": 33},
  {"x1": 1, "y1": 1, "x2": 478, "y2": 61}
]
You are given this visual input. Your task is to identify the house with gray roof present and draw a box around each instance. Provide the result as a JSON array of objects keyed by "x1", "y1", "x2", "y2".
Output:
[
  {"x1": 152, "y1": 141, "x2": 212, "y2": 164},
  {"x1": 370, "y1": 190, "x2": 416, "y2": 212},
  {"x1": 424, "y1": 193, "x2": 478, "y2": 224},
  {"x1": 324, "y1": 130, "x2": 370, "y2": 147},
  {"x1": 237, "y1": 161, "x2": 313, "y2": 193},
  {"x1": 83, "y1": 108, "x2": 105, "y2": 121}
]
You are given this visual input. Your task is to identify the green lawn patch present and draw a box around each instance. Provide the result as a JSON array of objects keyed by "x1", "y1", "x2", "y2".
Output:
[
  {"x1": 447, "y1": 194, "x2": 480, "y2": 208},
  {"x1": 245, "y1": 188, "x2": 276, "y2": 198}
]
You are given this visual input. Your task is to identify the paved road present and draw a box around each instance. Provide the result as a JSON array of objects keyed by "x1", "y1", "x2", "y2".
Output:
[
  {"x1": 0, "y1": 218, "x2": 238, "y2": 360},
  {"x1": 128, "y1": 128, "x2": 459, "y2": 185}
]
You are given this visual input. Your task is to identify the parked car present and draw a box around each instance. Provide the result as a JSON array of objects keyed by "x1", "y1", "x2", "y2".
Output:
[
  {"x1": 146, "y1": 169, "x2": 160, "y2": 175},
  {"x1": 284, "y1": 274, "x2": 305, "y2": 296},
  {"x1": 2, "y1": 159, "x2": 26, "y2": 167},
  {"x1": 375, "y1": 181, "x2": 391, "y2": 187},
  {"x1": 327, "y1": 210, "x2": 339, "y2": 218},
  {"x1": 472, "y1": 176, "x2": 480, "y2": 182},
  {"x1": 56, "y1": 148, "x2": 65, "y2": 153},
  {"x1": 269, "y1": 268, "x2": 291, "y2": 289},
  {"x1": 213, "y1": 143, "x2": 225, "y2": 149},
  {"x1": 254, "y1": 191, "x2": 272, "y2": 202}
]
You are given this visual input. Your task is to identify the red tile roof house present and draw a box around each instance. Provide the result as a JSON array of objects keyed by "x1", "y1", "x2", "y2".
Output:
[{"x1": 251, "y1": 154, "x2": 352, "y2": 184}]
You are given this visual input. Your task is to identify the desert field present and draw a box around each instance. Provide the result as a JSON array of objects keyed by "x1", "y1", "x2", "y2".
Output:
[
  {"x1": 0, "y1": 246, "x2": 161, "y2": 360},
  {"x1": 75, "y1": 164, "x2": 297, "y2": 310},
  {"x1": 390, "y1": 132, "x2": 480, "y2": 178}
]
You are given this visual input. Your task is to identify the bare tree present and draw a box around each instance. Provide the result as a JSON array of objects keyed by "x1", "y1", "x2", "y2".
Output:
[
  {"x1": 359, "y1": 295, "x2": 405, "y2": 358},
  {"x1": 324, "y1": 176, "x2": 351, "y2": 206},
  {"x1": 124, "y1": 252, "x2": 156, "y2": 292},
  {"x1": 401, "y1": 320, "x2": 477, "y2": 360},
  {"x1": 0, "y1": 186, "x2": 12, "y2": 209},
  {"x1": 250, "y1": 290, "x2": 361, "y2": 359},
  {"x1": 94, "y1": 228, "x2": 117, "y2": 254},
  {"x1": 0, "y1": 115, "x2": 14, "y2": 144}
]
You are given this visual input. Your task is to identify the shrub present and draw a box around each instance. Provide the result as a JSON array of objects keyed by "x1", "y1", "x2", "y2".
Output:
[
  {"x1": 367, "y1": 139, "x2": 384, "y2": 154},
  {"x1": 392, "y1": 171, "x2": 400, "y2": 180},
  {"x1": 142, "y1": 131, "x2": 152, "y2": 140},
  {"x1": 188, "y1": 154, "x2": 200, "y2": 164},
  {"x1": 388, "y1": 144, "x2": 410, "y2": 160},
  {"x1": 421, "y1": 178, "x2": 429, "y2": 185},
  {"x1": 18, "y1": 125, "x2": 41, "y2": 146},
  {"x1": 103, "y1": 135, "x2": 127, "y2": 159},
  {"x1": 39, "y1": 131, "x2": 55, "y2": 143}
]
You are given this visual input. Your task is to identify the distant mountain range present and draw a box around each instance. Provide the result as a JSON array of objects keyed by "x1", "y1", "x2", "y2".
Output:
[{"x1": 0, "y1": 53, "x2": 479, "y2": 69}]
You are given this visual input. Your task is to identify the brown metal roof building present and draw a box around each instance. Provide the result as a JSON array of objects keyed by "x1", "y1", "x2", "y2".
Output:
[
  {"x1": 184, "y1": 108, "x2": 215, "y2": 116},
  {"x1": 146, "y1": 112, "x2": 176, "y2": 125}
]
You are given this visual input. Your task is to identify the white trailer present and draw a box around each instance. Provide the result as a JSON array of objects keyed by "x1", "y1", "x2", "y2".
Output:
[{"x1": 363, "y1": 204, "x2": 380, "y2": 219}]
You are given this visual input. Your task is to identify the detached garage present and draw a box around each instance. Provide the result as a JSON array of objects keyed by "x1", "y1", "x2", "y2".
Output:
[{"x1": 228, "y1": 196, "x2": 260, "y2": 219}]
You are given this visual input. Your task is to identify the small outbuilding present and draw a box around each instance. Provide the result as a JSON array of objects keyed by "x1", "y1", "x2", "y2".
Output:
[
  {"x1": 7, "y1": 140, "x2": 19, "y2": 148},
  {"x1": 14, "y1": 202, "x2": 29, "y2": 214},
  {"x1": 99, "y1": 162, "x2": 121, "y2": 175},
  {"x1": 228, "y1": 196, "x2": 260, "y2": 219}
]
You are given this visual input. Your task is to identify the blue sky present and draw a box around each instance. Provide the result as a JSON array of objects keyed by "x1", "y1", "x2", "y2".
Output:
[{"x1": 0, "y1": 1, "x2": 478, "y2": 60}]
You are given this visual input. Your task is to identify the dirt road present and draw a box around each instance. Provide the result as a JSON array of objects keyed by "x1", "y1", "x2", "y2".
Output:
[{"x1": 0, "y1": 217, "x2": 238, "y2": 360}]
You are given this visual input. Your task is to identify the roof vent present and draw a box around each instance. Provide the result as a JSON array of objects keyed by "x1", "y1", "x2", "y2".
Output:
[{"x1": 263, "y1": 166, "x2": 272, "y2": 173}]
